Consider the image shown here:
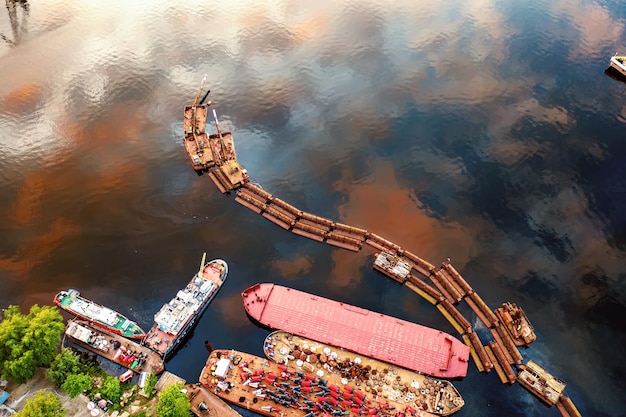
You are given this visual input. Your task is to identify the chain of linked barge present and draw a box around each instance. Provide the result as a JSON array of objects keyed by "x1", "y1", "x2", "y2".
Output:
[{"x1": 188, "y1": 109, "x2": 582, "y2": 417}]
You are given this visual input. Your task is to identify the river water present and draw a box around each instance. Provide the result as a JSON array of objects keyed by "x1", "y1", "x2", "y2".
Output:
[{"x1": 1, "y1": 1, "x2": 625, "y2": 416}]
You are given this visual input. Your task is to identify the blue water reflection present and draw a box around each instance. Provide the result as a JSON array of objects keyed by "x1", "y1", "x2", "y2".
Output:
[{"x1": 1, "y1": 1, "x2": 625, "y2": 416}]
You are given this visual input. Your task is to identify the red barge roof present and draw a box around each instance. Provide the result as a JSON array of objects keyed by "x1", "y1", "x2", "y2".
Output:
[{"x1": 242, "y1": 283, "x2": 470, "y2": 379}]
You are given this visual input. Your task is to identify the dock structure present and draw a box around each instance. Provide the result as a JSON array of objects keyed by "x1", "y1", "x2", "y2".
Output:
[
  {"x1": 187, "y1": 383, "x2": 242, "y2": 417},
  {"x1": 183, "y1": 100, "x2": 582, "y2": 413},
  {"x1": 155, "y1": 371, "x2": 186, "y2": 392}
]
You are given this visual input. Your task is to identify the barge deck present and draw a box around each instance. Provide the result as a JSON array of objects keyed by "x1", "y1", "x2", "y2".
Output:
[
  {"x1": 201, "y1": 349, "x2": 457, "y2": 417},
  {"x1": 64, "y1": 319, "x2": 164, "y2": 375},
  {"x1": 264, "y1": 330, "x2": 464, "y2": 416},
  {"x1": 243, "y1": 283, "x2": 470, "y2": 379}
]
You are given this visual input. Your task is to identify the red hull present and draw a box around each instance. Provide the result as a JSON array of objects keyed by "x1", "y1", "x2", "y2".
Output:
[
  {"x1": 242, "y1": 283, "x2": 470, "y2": 378},
  {"x1": 52, "y1": 298, "x2": 144, "y2": 341}
]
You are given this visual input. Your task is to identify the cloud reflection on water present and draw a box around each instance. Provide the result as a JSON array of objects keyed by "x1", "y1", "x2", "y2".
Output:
[{"x1": 1, "y1": 1, "x2": 625, "y2": 415}]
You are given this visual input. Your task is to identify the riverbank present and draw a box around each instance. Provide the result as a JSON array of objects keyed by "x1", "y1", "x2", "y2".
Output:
[
  {"x1": 3, "y1": 368, "x2": 91, "y2": 416},
  {"x1": 3, "y1": 368, "x2": 159, "y2": 416}
]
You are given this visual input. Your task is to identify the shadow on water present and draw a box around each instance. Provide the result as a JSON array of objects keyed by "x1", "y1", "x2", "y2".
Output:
[
  {"x1": 1, "y1": 0, "x2": 29, "y2": 46},
  {"x1": 604, "y1": 67, "x2": 626, "y2": 90}
]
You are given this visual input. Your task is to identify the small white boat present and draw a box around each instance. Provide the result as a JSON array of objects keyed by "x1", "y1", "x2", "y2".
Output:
[{"x1": 609, "y1": 53, "x2": 626, "y2": 77}]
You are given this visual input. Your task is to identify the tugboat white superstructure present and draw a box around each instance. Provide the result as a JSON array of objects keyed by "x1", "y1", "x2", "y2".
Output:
[
  {"x1": 609, "y1": 53, "x2": 626, "y2": 77},
  {"x1": 143, "y1": 254, "x2": 227, "y2": 359}
]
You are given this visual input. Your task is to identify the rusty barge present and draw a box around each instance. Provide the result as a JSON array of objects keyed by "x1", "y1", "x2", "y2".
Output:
[
  {"x1": 183, "y1": 75, "x2": 212, "y2": 174},
  {"x1": 516, "y1": 360, "x2": 566, "y2": 406},
  {"x1": 186, "y1": 383, "x2": 242, "y2": 417},
  {"x1": 242, "y1": 283, "x2": 470, "y2": 379},
  {"x1": 183, "y1": 77, "x2": 249, "y2": 191},
  {"x1": 494, "y1": 302, "x2": 536, "y2": 347},
  {"x1": 201, "y1": 349, "x2": 458, "y2": 417},
  {"x1": 264, "y1": 330, "x2": 465, "y2": 415},
  {"x1": 64, "y1": 319, "x2": 164, "y2": 375}
]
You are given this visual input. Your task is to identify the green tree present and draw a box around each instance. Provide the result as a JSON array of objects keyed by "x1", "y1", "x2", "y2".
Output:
[
  {"x1": 61, "y1": 373, "x2": 92, "y2": 398},
  {"x1": 47, "y1": 348, "x2": 82, "y2": 387},
  {"x1": 144, "y1": 372, "x2": 158, "y2": 395},
  {"x1": 0, "y1": 305, "x2": 64, "y2": 383},
  {"x1": 100, "y1": 374, "x2": 122, "y2": 402},
  {"x1": 14, "y1": 390, "x2": 64, "y2": 417},
  {"x1": 22, "y1": 305, "x2": 65, "y2": 365},
  {"x1": 156, "y1": 382, "x2": 191, "y2": 417}
]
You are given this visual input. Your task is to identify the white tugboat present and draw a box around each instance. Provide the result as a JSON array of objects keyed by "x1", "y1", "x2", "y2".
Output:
[{"x1": 143, "y1": 253, "x2": 228, "y2": 359}]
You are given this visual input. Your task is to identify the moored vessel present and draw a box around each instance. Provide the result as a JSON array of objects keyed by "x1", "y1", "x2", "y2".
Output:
[
  {"x1": 64, "y1": 319, "x2": 164, "y2": 374},
  {"x1": 204, "y1": 109, "x2": 249, "y2": 193},
  {"x1": 516, "y1": 360, "x2": 566, "y2": 406},
  {"x1": 609, "y1": 53, "x2": 626, "y2": 77},
  {"x1": 53, "y1": 289, "x2": 146, "y2": 340},
  {"x1": 264, "y1": 330, "x2": 464, "y2": 416},
  {"x1": 143, "y1": 254, "x2": 228, "y2": 359},
  {"x1": 183, "y1": 75, "x2": 214, "y2": 175},
  {"x1": 182, "y1": 77, "x2": 248, "y2": 191},
  {"x1": 373, "y1": 252, "x2": 411, "y2": 283},
  {"x1": 242, "y1": 283, "x2": 470, "y2": 379},
  {"x1": 494, "y1": 302, "x2": 536, "y2": 347},
  {"x1": 201, "y1": 349, "x2": 455, "y2": 417}
]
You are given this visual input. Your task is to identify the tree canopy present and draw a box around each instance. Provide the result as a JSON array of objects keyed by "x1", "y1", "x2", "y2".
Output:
[
  {"x1": 47, "y1": 348, "x2": 82, "y2": 387},
  {"x1": 61, "y1": 373, "x2": 93, "y2": 398},
  {"x1": 0, "y1": 305, "x2": 65, "y2": 383},
  {"x1": 100, "y1": 374, "x2": 122, "y2": 402},
  {"x1": 156, "y1": 382, "x2": 191, "y2": 417},
  {"x1": 14, "y1": 391, "x2": 64, "y2": 417},
  {"x1": 144, "y1": 372, "x2": 158, "y2": 395}
]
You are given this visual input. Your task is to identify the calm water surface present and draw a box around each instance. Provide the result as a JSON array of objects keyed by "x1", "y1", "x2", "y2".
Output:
[{"x1": 1, "y1": 1, "x2": 625, "y2": 416}]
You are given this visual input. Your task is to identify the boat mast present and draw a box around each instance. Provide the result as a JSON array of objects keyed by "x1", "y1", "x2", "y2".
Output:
[
  {"x1": 199, "y1": 252, "x2": 206, "y2": 276},
  {"x1": 193, "y1": 74, "x2": 207, "y2": 108},
  {"x1": 192, "y1": 75, "x2": 207, "y2": 152},
  {"x1": 212, "y1": 109, "x2": 223, "y2": 139},
  {"x1": 212, "y1": 109, "x2": 226, "y2": 162}
]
